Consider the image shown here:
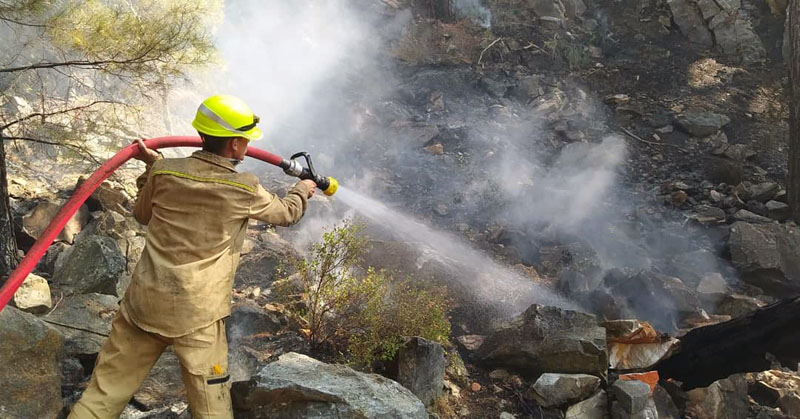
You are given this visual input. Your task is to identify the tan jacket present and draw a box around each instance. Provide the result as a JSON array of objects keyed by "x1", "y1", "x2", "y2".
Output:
[{"x1": 122, "y1": 150, "x2": 309, "y2": 337}]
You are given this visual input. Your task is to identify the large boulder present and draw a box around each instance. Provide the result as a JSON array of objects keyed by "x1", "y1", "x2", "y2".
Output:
[
  {"x1": 667, "y1": 0, "x2": 765, "y2": 63},
  {"x1": 226, "y1": 300, "x2": 285, "y2": 341},
  {"x1": 35, "y1": 241, "x2": 71, "y2": 276},
  {"x1": 686, "y1": 374, "x2": 750, "y2": 418},
  {"x1": 18, "y1": 200, "x2": 89, "y2": 246},
  {"x1": 603, "y1": 271, "x2": 702, "y2": 332},
  {"x1": 688, "y1": 370, "x2": 800, "y2": 418},
  {"x1": 674, "y1": 111, "x2": 730, "y2": 137},
  {"x1": 565, "y1": 390, "x2": 608, "y2": 419},
  {"x1": 12, "y1": 272, "x2": 52, "y2": 313},
  {"x1": 0, "y1": 306, "x2": 63, "y2": 418},
  {"x1": 703, "y1": 1, "x2": 766, "y2": 64},
  {"x1": 52, "y1": 235, "x2": 127, "y2": 296},
  {"x1": 46, "y1": 293, "x2": 118, "y2": 357},
  {"x1": 231, "y1": 352, "x2": 427, "y2": 418},
  {"x1": 83, "y1": 180, "x2": 132, "y2": 213},
  {"x1": 667, "y1": 0, "x2": 714, "y2": 48},
  {"x1": 728, "y1": 222, "x2": 800, "y2": 296},
  {"x1": 476, "y1": 304, "x2": 608, "y2": 378},
  {"x1": 394, "y1": 337, "x2": 446, "y2": 406},
  {"x1": 235, "y1": 232, "x2": 300, "y2": 289},
  {"x1": 529, "y1": 373, "x2": 601, "y2": 407}
]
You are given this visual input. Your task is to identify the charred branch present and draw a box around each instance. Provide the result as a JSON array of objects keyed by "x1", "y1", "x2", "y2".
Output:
[{"x1": 656, "y1": 298, "x2": 800, "y2": 389}]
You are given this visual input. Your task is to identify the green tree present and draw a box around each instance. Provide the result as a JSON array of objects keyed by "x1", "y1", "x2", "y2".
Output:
[
  {"x1": 288, "y1": 219, "x2": 451, "y2": 367},
  {"x1": 0, "y1": 0, "x2": 219, "y2": 279}
]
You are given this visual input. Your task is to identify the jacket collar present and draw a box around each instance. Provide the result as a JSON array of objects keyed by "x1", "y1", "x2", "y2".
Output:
[{"x1": 190, "y1": 150, "x2": 238, "y2": 172}]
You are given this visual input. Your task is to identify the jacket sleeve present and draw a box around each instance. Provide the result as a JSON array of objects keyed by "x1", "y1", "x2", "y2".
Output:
[
  {"x1": 248, "y1": 181, "x2": 309, "y2": 226},
  {"x1": 133, "y1": 158, "x2": 162, "y2": 225}
]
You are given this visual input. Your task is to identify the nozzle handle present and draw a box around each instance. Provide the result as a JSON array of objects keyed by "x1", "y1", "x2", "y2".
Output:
[{"x1": 280, "y1": 151, "x2": 338, "y2": 195}]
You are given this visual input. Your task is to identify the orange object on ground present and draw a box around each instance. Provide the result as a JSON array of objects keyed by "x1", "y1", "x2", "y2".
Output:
[{"x1": 618, "y1": 371, "x2": 660, "y2": 394}]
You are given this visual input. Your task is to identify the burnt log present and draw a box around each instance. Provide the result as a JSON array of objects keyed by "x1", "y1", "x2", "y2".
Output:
[{"x1": 656, "y1": 297, "x2": 800, "y2": 389}]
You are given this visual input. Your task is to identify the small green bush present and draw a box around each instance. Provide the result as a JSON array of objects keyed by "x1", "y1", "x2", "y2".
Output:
[
  {"x1": 349, "y1": 279, "x2": 450, "y2": 367},
  {"x1": 289, "y1": 219, "x2": 451, "y2": 366}
]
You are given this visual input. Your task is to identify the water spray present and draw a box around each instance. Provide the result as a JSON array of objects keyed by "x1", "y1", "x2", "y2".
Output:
[{"x1": 0, "y1": 136, "x2": 339, "y2": 312}]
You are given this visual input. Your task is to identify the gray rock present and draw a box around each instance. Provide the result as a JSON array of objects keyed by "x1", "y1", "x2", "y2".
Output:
[
  {"x1": 134, "y1": 351, "x2": 186, "y2": 411},
  {"x1": 750, "y1": 182, "x2": 780, "y2": 203},
  {"x1": 709, "y1": 11, "x2": 766, "y2": 64},
  {"x1": 728, "y1": 222, "x2": 800, "y2": 295},
  {"x1": 603, "y1": 271, "x2": 702, "y2": 332},
  {"x1": 686, "y1": 374, "x2": 749, "y2": 419},
  {"x1": 692, "y1": 207, "x2": 727, "y2": 224},
  {"x1": 395, "y1": 337, "x2": 446, "y2": 406},
  {"x1": 712, "y1": 143, "x2": 757, "y2": 161},
  {"x1": 12, "y1": 272, "x2": 52, "y2": 313},
  {"x1": 715, "y1": 294, "x2": 764, "y2": 318},
  {"x1": 389, "y1": 121, "x2": 440, "y2": 146},
  {"x1": 61, "y1": 356, "x2": 85, "y2": 395},
  {"x1": 565, "y1": 390, "x2": 608, "y2": 419},
  {"x1": 479, "y1": 76, "x2": 508, "y2": 98},
  {"x1": 707, "y1": 156, "x2": 743, "y2": 184},
  {"x1": 235, "y1": 232, "x2": 301, "y2": 289},
  {"x1": 611, "y1": 380, "x2": 651, "y2": 418},
  {"x1": 697, "y1": 273, "x2": 729, "y2": 295},
  {"x1": 779, "y1": 394, "x2": 800, "y2": 418},
  {"x1": 231, "y1": 352, "x2": 427, "y2": 418},
  {"x1": 654, "y1": 385, "x2": 682, "y2": 418},
  {"x1": 667, "y1": 0, "x2": 714, "y2": 48},
  {"x1": 46, "y1": 293, "x2": 118, "y2": 356},
  {"x1": 0, "y1": 307, "x2": 63, "y2": 418},
  {"x1": 226, "y1": 301, "x2": 285, "y2": 342},
  {"x1": 86, "y1": 180, "x2": 131, "y2": 213},
  {"x1": 675, "y1": 112, "x2": 730, "y2": 137},
  {"x1": 476, "y1": 304, "x2": 608, "y2": 378},
  {"x1": 35, "y1": 241, "x2": 70, "y2": 276},
  {"x1": 766, "y1": 201, "x2": 791, "y2": 222},
  {"x1": 52, "y1": 235, "x2": 127, "y2": 296},
  {"x1": 733, "y1": 209, "x2": 774, "y2": 224},
  {"x1": 529, "y1": 373, "x2": 601, "y2": 407},
  {"x1": 20, "y1": 200, "x2": 89, "y2": 245}
]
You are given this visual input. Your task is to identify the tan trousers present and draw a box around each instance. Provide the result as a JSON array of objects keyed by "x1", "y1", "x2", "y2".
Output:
[{"x1": 68, "y1": 311, "x2": 232, "y2": 419}]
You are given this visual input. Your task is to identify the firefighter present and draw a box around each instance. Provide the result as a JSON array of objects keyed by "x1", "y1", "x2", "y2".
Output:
[{"x1": 69, "y1": 94, "x2": 315, "y2": 418}]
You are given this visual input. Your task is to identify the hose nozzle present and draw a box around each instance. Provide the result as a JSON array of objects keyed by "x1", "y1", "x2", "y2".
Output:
[{"x1": 281, "y1": 152, "x2": 338, "y2": 196}]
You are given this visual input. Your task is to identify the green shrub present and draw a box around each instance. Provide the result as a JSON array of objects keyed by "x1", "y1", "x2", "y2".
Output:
[
  {"x1": 348, "y1": 279, "x2": 450, "y2": 367},
  {"x1": 289, "y1": 219, "x2": 451, "y2": 366}
]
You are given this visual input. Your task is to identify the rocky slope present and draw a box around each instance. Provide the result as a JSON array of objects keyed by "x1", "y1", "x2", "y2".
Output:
[{"x1": 2, "y1": 0, "x2": 800, "y2": 418}]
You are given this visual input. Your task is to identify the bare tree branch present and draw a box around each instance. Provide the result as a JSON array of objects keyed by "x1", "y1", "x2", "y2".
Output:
[
  {"x1": 1, "y1": 100, "x2": 119, "y2": 130},
  {"x1": 0, "y1": 15, "x2": 48, "y2": 28},
  {"x1": 3, "y1": 136, "x2": 103, "y2": 165}
]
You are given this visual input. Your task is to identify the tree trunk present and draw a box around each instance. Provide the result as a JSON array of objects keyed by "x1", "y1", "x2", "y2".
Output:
[
  {"x1": 656, "y1": 298, "x2": 800, "y2": 389},
  {"x1": 0, "y1": 131, "x2": 19, "y2": 283},
  {"x1": 789, "y1": 0, "x2": 800, "y2": 219}
]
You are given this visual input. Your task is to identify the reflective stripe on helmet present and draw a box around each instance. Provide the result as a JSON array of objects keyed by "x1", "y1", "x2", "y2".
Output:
[{"x1": 197, "y1": 104, "x2": 257, "y2": 136}]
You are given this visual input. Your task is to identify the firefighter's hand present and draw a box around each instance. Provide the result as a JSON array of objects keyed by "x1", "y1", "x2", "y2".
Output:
[
  {"x1": 299, "y1": 179, "x2": 316, "y2": 198},
  {"x1": 133, "y1": 138, "x2": 160, "y2": 164}
]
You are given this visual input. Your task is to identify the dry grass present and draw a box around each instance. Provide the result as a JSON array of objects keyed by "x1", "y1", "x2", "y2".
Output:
[
  {"x1": 392, "y1": 19, "x2": 492, "y2": 65},
  {"x1": 429, "y1": 394, "x2": 459, "y2": 419}
]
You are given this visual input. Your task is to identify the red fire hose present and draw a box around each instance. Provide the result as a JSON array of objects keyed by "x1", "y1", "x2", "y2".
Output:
[{"x1": 0, "y1": 136, "x2": 289, "y2": 312}]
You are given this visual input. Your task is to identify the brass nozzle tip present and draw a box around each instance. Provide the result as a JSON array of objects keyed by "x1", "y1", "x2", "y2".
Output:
[{"x1": 323, "y1": 177, "x2": 338, "y2": 196}]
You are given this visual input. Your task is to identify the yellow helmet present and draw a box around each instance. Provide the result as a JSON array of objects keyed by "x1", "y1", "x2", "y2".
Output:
[{"x1": 191, "y1": 94, "x2": 262, "y2": 141}]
